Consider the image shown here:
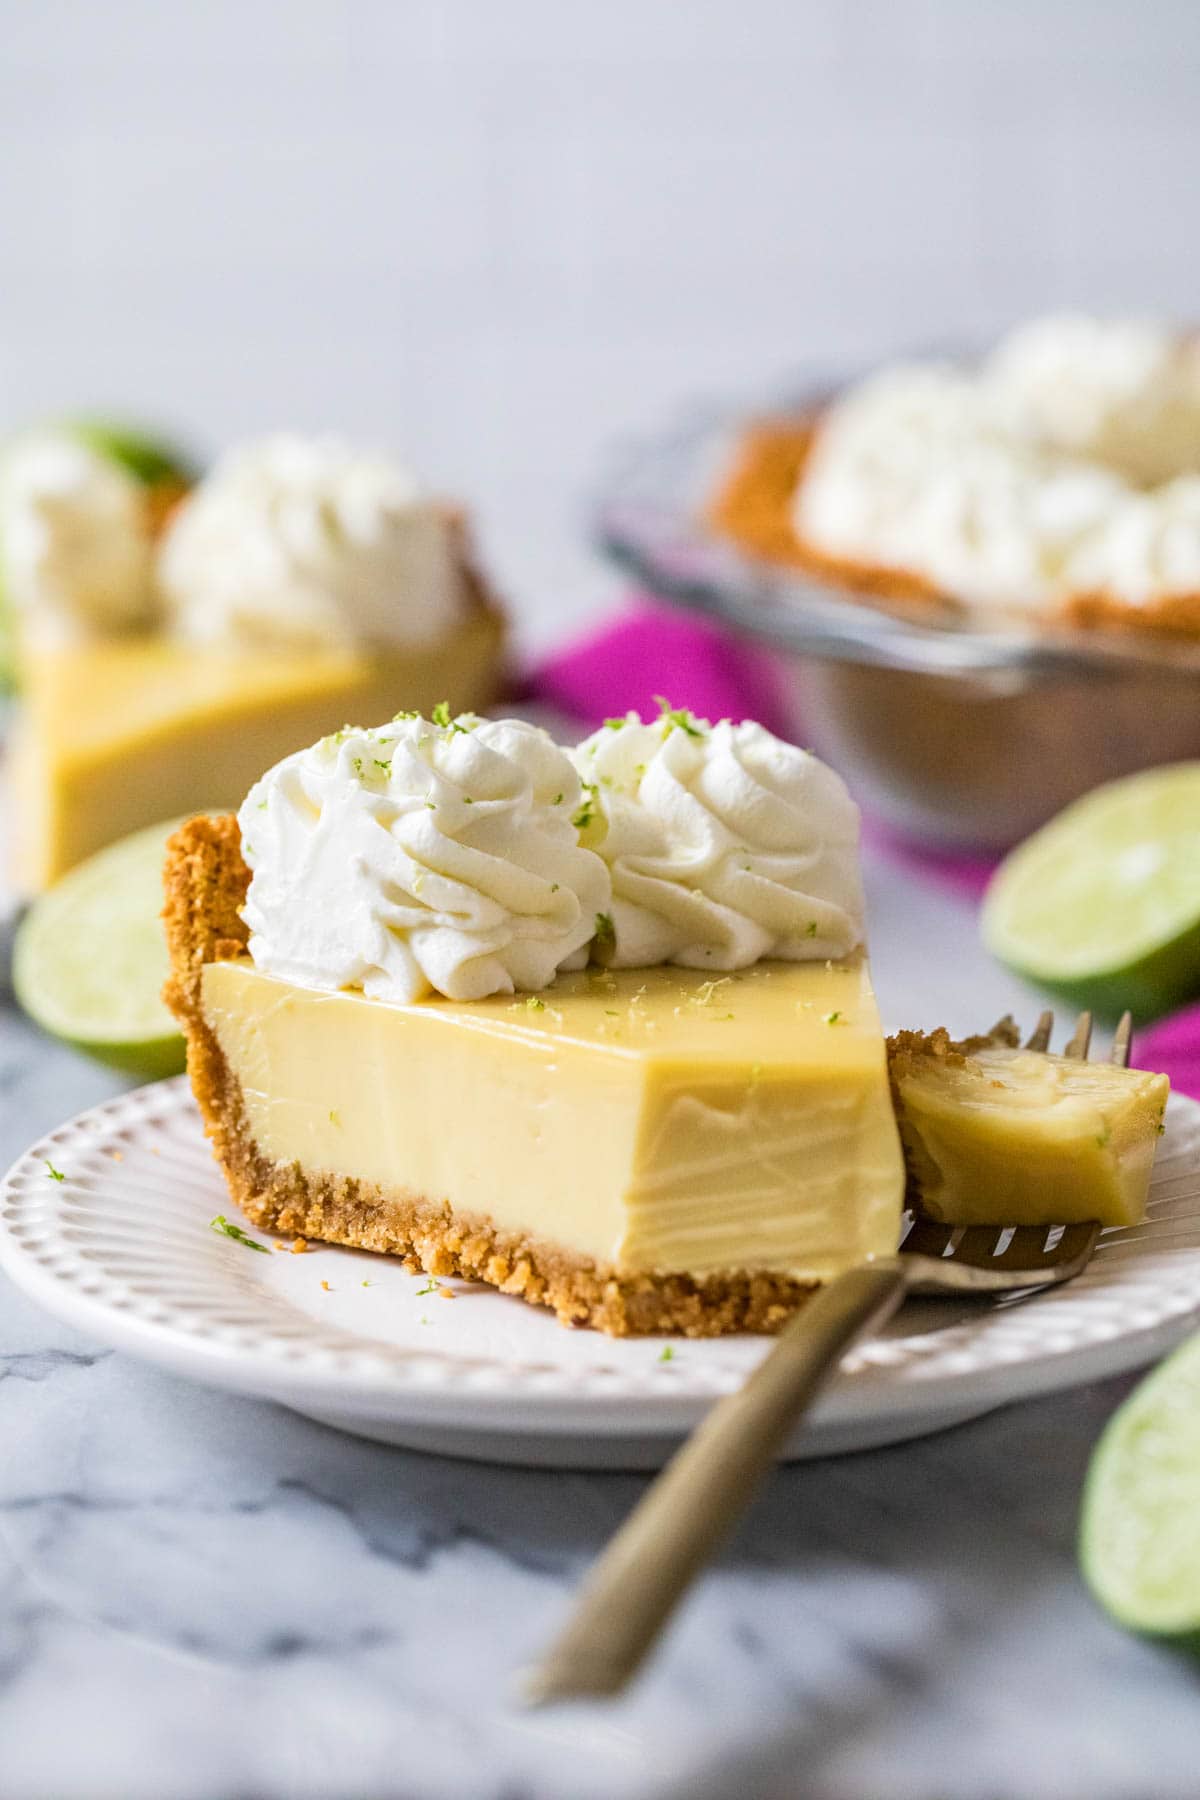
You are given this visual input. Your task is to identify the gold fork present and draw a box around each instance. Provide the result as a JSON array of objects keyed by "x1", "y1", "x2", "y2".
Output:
[{"x1": 523, "y1": 1008, "x2": 1131, "y2": 1707}]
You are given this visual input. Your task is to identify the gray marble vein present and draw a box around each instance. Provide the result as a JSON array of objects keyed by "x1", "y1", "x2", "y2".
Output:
[{"x1": 1, "y1": 852, "x2": 1198, "y2": 1800}]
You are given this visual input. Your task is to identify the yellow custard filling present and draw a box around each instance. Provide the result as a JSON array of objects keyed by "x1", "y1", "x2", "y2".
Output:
[{"x1": 201, "y1": 954, "x2": 905, "y2": 1282}]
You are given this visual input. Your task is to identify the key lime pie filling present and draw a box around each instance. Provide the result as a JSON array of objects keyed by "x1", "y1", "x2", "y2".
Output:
[
  {"x1": 888, "y1": 1022, "x2": 1169, "y2": 1230},
  {"x1": 164, "y1": 707, "x2": 905, "y2": 1335}
]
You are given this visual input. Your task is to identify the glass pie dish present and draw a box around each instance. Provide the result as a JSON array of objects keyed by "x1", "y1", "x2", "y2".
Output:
[{"x1": 592, "y1": 385, "x2": 1200, "y2": 851}]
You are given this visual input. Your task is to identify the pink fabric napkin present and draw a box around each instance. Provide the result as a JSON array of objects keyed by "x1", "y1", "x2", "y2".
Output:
[
  {"x1": 524, "y1": 602, "x2": 1199, "y2": 1098},
  {"x1": 520, "y1": 600, "x2": 795, "y2": 740},
  {"x1": 1135, "y1": 1009, "x2": 1200, "y2": 1100}
]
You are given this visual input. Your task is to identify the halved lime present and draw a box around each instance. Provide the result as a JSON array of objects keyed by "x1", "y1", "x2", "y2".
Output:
[
  {"x1": 1081, "y1": 1332, "x2": 1200, "y2": 1653},
  {"x1": 981, "y1": 762, "x2": 1200, "y2": 1023},
  {"x1": 13, "y1": 818, "x2": 189, "y2": 1077}
]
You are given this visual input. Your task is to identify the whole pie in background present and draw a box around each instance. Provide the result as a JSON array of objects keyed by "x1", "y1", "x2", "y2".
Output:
[{"x1": 712, "y1": 314, "x2": 1200, "y2": 639}]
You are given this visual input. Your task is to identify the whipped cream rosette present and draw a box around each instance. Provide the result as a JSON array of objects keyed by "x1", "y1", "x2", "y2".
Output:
[
  {"x1": 795, "y1": 314, "x2": 1200, "y2": 615},
  {"x1": 0, "y1": 433, "x2": 158, "y2": 644},
  {"x1": 161, "y1": 434, "x2": 465, "y2": 652},
  {"x1": 239, "y1": 713, "x2": 612, "y2": 1004},
  {"x1": 571, "y1": 708, "x2": 864, "y2": 970}
]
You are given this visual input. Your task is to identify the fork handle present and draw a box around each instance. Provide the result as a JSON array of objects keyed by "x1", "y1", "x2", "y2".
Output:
[{"x1": 521, "y1": 1259, "x2": 908, "y2": 1706}]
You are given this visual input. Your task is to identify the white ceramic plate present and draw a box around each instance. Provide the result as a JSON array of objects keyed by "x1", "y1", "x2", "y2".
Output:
[{"x1": 3, "y1": 1077, "x2": 1200, "y2": 1468}]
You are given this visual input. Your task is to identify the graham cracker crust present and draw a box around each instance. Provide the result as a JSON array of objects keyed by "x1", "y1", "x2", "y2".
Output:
[
  {"x1": 162, "y1": 814, "x2": 819, "y2": 1336},
  {"x1": 711, "y1": 417, "x2": 1200, "y2": 640}
]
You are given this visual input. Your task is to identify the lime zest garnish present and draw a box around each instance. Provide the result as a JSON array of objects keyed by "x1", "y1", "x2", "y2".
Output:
[
  {"x1": 209, "y1": 1214, "x2": 270, "y2": 1253},
  {"x1": 593, "y1": 912, "x2": 616, "y2": 957},
  {"x1": 572, "y1": 782, "x2": 599, "y2": 831},
  {"x1": 654, "y1": 697, "x2": 705, "y2": 739},
  {"x1": 415, "y1": 1277, "x2": 439, "y2": 1296},
  {"x1": 431, "y1": 700, "x2": 452, "y2": 727},
  {"x1": 44, "y1": 1160, "x2": 65, "y2": 1182},
  {"x1": 658, "y1": 1345, "x2": 675, "y2": 1363}
]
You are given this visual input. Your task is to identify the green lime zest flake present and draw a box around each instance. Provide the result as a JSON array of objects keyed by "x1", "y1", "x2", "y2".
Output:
[
  {"x1": 352, "y1": 756, "x2": 364, "y2": 776},
  {"x1": 415, "y1": 1277, "x2": 439, "y2": 1296},
  {"x1": 823, "y1": 1011, "x2": 845, "y2": 1026},
  {"x1": 525, "y1": 996, "x2": 546, "y2": 1012},
  {"x1": 550, "y1": 882, "x2": 560, "y2": 893},
  {"x1": 393, "y1": 709, "x2": 419, "y2": 721},
  {"x1": 209, "y1": 1214, "x2": 270, "y2": 1254},
  {"x1": 329, "y1": 1108, "x2": 340, "y2": 1125},
  {"x1": 594, "y1": 912, "x2": 616, "y2": 954},
  {"x1": 572, "y1": 781, "x2": 599, "y2": 831},
  {"x1": 431, "y1": 700, "x2": 452, "y2": 727},
  {"x1": 425, "y1": 798, "x2": 437, "y2": 810},
  {"x1": 658, "y1": 1344, "x2": 675, "y2": 1363},
  {"x1": 361, "y1": 1279, "x2": 371, "y2": 1288},
  {"x1": 463, "y1": 796, "x2": 474, "y2": 805},
  {"x1": 552, "y1": 792, "x2": 564, "y2": 805},
  {"x1": 654, "y1": 696, "x2": 705, "y2": 739},
  {"x1": 805, "y1": 921, "x2": 818, "y2": 938},
  {"x1": 604, "y1": 715, "x2": 627, "y2": 731},
  {"x1": 634, "y1": 762, "x2": 646, "y2": 778},
  {"x1": 257, "y1": 799, "x2": 268, "y2": 811},
  {"x1": 373, "y1": 758, "x2": 391, "y2": 773},
  {"x1": 44, "y1": 1160, "x2": 65, "y2": 1182},
  {"x1": 604, "y1": 1008, "x2": 620, "y2": 1017}
]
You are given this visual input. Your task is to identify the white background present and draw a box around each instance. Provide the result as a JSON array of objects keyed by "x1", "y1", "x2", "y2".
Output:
[{"x1": 5, "y1": 0, "x2": 1200, "y2": 652}]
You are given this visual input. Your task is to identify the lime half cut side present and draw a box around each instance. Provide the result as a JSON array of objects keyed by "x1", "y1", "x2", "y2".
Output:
[
  {"x1": 13, "y1": 817, "x2": 190, "y2": 1078},
  {"x1": 1081, "y1": 1332, "x2": 1200, "y2": 1653},
  {"x1": 981, "y1": 761, "x2": 1200, "y2": 1023}
]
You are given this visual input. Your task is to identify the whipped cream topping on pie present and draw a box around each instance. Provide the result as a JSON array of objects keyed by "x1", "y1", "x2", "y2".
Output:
[
  {"x1": 0, "y1": 433, "x2": 158, "y2": 644},
  {"x1": 794, "y1": 315, "x2": 1200, "y2": 614},
  {"x1": 572, "y1": 709, "x2": 864, "y2": 969},
  {"x1": 983, "y1": 315, "x2": 1200, "y2": 487},
  {"x1": 160, "y1": 434, "x2": 466, "y2": 652},
  {"x1": 239, "y1": 714, "x2": 611, "y2": 1004}
]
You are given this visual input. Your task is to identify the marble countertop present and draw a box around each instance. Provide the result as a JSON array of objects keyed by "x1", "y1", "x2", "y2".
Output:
[{"x1": 2, "y1": 853, "x2": 1198, "y2": 1800}]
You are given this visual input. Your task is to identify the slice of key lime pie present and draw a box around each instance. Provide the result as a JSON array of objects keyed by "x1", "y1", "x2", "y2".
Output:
[{"x1": 164, "y1": 707, "x2": 905, "y2": 1335}]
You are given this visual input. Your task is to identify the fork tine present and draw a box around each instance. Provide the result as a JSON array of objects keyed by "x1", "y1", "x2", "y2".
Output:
[
  {"x1": 1063, "y1": 1012, "x2": 1093, "y2": 1060},
  {"x1": 1055, "y1": 1221, "x2": 1102, "y2": 1265},
  {"x1": 1025, "y1": 1010, "x2": 1054, "y2": 1053},
  {"x1": 955, "y1": 1224, "x2": 1005, "y2": 1262},
  {"x1": 992, "y1": 1223, "x2": 1052, "y2": 1267},
  {"x1": 1110, "y1": 1011, "x2": 1133, "y2": 1069},
  {"x1": 902, "y1": 1216, "x2": 957, "y2": 1259}
]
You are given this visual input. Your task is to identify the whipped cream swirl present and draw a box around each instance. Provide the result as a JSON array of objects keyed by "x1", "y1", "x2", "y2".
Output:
[
  {"x1": 982, "y1": 314, "x2": 1200, "y2": 487},
  {"x1": 161, "y1": 434, "x2": 466, "y2": 652},
  {"x1": 0, "y1": 432, "x2": 158, "y2": 644},
  {"x1": 240, "y1": 714, "x2": 612, "y2": 1004},
  {"x1": 571, "y1": 711, "x2": 863, "y2": 970},
  {"x1": 794, "y1": 315, "x2": 1200, "y2": 614}
]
